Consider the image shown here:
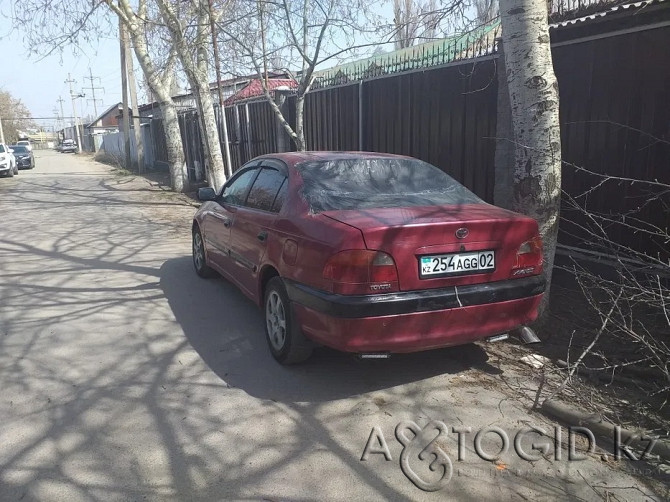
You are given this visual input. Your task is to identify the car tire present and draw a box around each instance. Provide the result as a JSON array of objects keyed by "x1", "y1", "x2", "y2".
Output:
[
  {"x1": 5, "y1": 168, "x2": 13, "y2": 178},
  {"x1": 14, "y1": 164, "x2": 18, "y2": 175},
  {"x1": 192, "y1": 227, "x2": 216, "y2": 278},
  {"x1": 264, "y1": 277, "x2": 313, "y2": 365}
]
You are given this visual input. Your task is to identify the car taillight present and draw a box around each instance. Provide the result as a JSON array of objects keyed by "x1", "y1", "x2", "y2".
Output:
[
  {"x1": 512, "y1": 235, "x2": 543, "y2": 277},
  {"x1": 323, "y1": 250, "x2": 399, "y2": 294}
]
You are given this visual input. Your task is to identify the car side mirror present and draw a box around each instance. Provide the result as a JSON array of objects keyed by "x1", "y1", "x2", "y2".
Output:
[
  {"x1": 8, "y1": 149, "x2": 13, "y2": 153},
  {"x1": 197, "y1": 187, "x2": 217, "y2": 201}
]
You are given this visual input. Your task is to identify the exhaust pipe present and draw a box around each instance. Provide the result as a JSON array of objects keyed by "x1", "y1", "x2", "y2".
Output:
[
  {"x1": 486, "y1": 333, "x2": 509, "y2": 343},
  {"x1": 514, "y1": 326, "x2": 541, "y2": 344}
]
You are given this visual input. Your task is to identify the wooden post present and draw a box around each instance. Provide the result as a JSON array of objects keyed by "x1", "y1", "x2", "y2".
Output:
[
  {"x1": 125, "y1": 35, "x2": 144, "y2": 173},
  {"x1": 119, "y1": 20, "x2": 131, "y2": 169}
]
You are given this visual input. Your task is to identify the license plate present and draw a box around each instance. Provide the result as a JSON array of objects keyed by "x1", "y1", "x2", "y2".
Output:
[{"x1": 420, "y1": 251, "x2": 495, "y2": 278}]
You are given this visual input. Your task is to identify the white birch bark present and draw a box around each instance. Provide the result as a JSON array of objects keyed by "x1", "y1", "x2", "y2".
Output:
[
  {"x1": 493, "y1": 40, "x2": 514, "y2": 210},
  {"x1": 158, "y1": 0, "x2": 227, "y2": 189},
  {"x1": 161, "y1": 101, "x2": 189, "y2": 192},
  {"x1": 499, "y1": 0, "x2": 562, "y2": 315},
  {"x1": 132, "y1": 39, "x2": 187, "y2": 192},
  {"x1": 106, "y1": 0, "x2": 188, "y2": 192}
]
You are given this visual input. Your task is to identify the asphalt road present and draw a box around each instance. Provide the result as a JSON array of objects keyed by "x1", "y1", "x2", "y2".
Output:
[{"x1": 0, "y1": 151, "x2": 662, "y2": 501}]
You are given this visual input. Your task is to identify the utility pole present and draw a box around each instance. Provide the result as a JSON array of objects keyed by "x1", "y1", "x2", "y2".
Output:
[
  {"x1": 119, "y1": 20, "x2": 131, "y2": 170},
  {"x1": 83, "y1": 68, "x2": 104, "y2": 119},
  {"x1": 0, "y1": 116, "x2": 5, "y2": 144},
  {"x1": 65, "y1": 73, "x2": 84, "y2": 153},
  {"x1": 52, "y1": 107, "x2": 61, "y2": 135},
  {"x1": 57, "y1": 96, "x2": 66, "y2": 138},
  {"x1": 124, "y1": 35, "x2": 144, "y2": 173},
  {"x1": 208, "y1": 0, "x2": 232, "y2": 177}
]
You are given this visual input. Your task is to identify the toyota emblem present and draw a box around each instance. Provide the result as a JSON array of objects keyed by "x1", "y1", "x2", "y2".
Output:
[{"x1": 455, "y1": 227, "x2": 469, "y2": 239}]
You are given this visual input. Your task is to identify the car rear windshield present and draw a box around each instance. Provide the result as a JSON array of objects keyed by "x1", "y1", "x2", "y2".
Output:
[
  {"x1": 297, "y1": 158, "x2": 483, "y2": 213},
  {"x1": 11, "y1": 146, "x2": 28, "y2": 153}
]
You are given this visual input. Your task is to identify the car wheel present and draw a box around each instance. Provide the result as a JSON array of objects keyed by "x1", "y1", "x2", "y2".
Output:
[
  {"x1": 192, "y1": 227, "x2": 216, "y2": 278},
  {"x1": 264, "y1": 277, "x2": 313, "y2": 365},
  {"x1": 14, "y1": 164, "x2": 18, "y2": 175},
  {"x1": 5, "y1": 168, "x2": 13, "y2": 178}
]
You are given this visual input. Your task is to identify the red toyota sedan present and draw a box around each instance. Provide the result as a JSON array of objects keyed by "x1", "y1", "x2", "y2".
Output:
[{"x1": 192, "y1": 152, "x2": 544, "y2": 364}]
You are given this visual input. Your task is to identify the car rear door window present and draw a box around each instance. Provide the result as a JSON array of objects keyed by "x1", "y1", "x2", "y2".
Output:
[
  {"x1": 271, "y1": 179, "x2": 288, "y2": 213},
  {"x1": 222, "y1": 168, "x2": 259, "y2": 206},
  {"x1": 245, "y1": 168, "x2": 287, "y2": 213}
]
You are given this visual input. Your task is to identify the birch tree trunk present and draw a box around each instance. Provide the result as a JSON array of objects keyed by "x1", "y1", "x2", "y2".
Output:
[
  {"x1": 196, "y1": 84, "x2": 226, "y2": 188},
  {"x1": 161, "y1": 100, "x2": 189, "y2": 192},
  {"x1": 499, "y1": 0, "x2": 562, "y2": 315},
  {"x1": 109, "y1": 0, "x2": 188, "y2": 191},
  {"x1": 158, "y1": 0, "x2": 227, "y2": 189},
  {"x1": 294, "y1": 94, "x2": 306, "y2": 151},
  {"x1": 131, "y1": 37, "x2": 188, "y2": 192}
]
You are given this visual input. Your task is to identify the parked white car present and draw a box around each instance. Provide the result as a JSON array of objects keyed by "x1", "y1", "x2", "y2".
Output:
[{"x1": 0, "y1": 144, "x2": 17, "y2": 177}]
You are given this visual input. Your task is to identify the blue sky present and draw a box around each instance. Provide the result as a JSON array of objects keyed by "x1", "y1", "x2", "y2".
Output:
[{"x1": 0, "y1": 9, "x2": 125, "y2": 129}]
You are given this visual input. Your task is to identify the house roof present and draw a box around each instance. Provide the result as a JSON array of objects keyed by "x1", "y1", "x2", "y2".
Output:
[
  {"x1": 138, "y1": 102, "x2": 161, "y2": 113},
  {"x1": 224, "y1": 78, "x2": 298, "y2": 105},
  {"x1": 209, "y1": 72, "x2": 290, "y2": 90},
  {"x1": 88, "y1": 102, "x2": 122, "y2": 126}
]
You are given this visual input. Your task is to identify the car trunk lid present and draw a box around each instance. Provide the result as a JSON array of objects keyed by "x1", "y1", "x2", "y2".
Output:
[{"x1": 322, "y1": 204, "x2": 539, "y2": 291}]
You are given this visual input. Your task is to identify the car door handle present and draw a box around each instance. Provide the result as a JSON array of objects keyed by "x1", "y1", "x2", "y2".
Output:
[
  {"x1": 223, "y1": 219, "x2": 231, "y2": 228},
  {"x1": 257, "y1": 231, "x2": 268, "y2": 242}
]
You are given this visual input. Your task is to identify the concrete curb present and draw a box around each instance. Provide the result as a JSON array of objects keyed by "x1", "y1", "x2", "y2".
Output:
[{"x1": 541, "y1": 399, "x2": 670, "y2": 462}]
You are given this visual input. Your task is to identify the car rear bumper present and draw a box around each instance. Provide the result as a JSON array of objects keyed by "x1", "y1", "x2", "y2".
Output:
[
  {"x1": 285, "y1": 275, "x2": 544, "y2": 318},
  {"x1": 286, "y1": 276, "x2": 544, "y2": 352}
]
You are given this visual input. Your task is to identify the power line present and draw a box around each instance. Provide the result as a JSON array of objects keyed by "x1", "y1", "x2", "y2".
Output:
[{"x1": 83, "y1": 67, "x2": 105, "y2": 118}]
